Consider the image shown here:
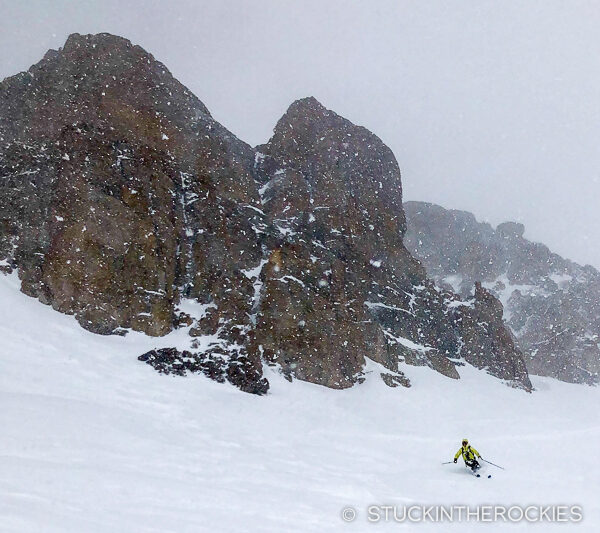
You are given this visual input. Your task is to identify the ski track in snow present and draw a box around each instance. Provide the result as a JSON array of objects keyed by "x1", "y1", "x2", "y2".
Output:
[{"x1": 0, "y1": 272, "x2": 599, "y2": 532}]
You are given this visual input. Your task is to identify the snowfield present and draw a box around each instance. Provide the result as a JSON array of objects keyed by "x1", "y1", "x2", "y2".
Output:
[{"x1": 0, "y1": 272, "x2": 598, "y2": 532}]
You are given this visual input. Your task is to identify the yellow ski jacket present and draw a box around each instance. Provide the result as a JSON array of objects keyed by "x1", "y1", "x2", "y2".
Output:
[{"x1": 455, "y1": 445, "x2": 480, "y2": 462}]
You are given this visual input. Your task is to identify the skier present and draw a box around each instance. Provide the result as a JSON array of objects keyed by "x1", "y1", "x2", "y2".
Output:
[{"x1": 453, "y1": 438, "x2": 482, "y2": 472}]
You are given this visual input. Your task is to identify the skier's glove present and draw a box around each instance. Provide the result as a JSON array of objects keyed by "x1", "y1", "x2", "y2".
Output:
[{"x1": 453, "y1": 458, "x2": 457, "y2": 463}]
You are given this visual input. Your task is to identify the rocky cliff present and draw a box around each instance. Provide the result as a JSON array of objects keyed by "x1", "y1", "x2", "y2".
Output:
[
  {"x1": 404, "y1": 201, "x2": 600, "y2": 384},
  {"x1": 0, "y1": 33, "x2": 531, "y2": 393}
]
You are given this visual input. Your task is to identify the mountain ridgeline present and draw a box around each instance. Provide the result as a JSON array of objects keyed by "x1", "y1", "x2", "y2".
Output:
[
  {"x1": 0, "y1": 33, "x2": 532, "y2": 393},
  {"x1": 404, "y1": 201, "x2": 600, "y2": 385}
]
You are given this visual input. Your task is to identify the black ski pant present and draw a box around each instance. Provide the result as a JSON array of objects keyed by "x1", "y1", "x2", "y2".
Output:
[{"x1": 466, "y1": 459, "x2": 480, "y2": 471}]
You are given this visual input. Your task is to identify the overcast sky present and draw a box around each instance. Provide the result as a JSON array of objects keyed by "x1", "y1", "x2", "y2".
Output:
[{"x1": 2, "y1": 0, "x2": 600, "y2": 267}]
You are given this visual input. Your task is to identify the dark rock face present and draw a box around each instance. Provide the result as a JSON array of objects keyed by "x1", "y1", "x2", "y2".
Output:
[
  {"x1": 0, "y1": 34, "x2": 532, "y2": 393},
  {"x1": 0, "y1": 32, "x2": 261, "y2": 334},
  {"x1": 252, "y1": 98, "x2": 530, "y2": 390},
  {"x1": 1, "y1": 32, "x2": 267, "y2": 393},
  {"x1": 404, "y1": 201, "x2": 600, "y2": 384},
  {"x1": 456, "y1": 282, "x2": 530, "y2": 385}
]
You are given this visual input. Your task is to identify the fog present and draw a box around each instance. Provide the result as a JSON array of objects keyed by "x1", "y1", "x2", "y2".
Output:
[{"x1": 2, "y1": 0, "x2": 600, "y2": 267}]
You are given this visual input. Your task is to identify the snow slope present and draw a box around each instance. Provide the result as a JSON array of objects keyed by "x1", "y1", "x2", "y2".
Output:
[{"x1": 0, "y1": 272, "x2": 598, "y2": 532}]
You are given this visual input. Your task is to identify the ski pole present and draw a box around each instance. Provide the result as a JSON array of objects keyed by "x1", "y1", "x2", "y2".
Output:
[
  {"x1": 481, "y1": 458, "x2": 505, "y2": 470},
  {"x1": 441, "y1": 461, "x2": 454, "y2": 465}
]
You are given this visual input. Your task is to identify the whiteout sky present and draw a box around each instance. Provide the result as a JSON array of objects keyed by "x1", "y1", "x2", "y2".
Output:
[{"x1": 2, "y1": 0, "x2": 600, "y2": 268}]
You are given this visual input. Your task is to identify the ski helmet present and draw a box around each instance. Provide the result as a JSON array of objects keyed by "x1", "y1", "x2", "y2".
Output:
[{"x1": 462, "y1": 438, "x2": 468, "y2": 446}]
